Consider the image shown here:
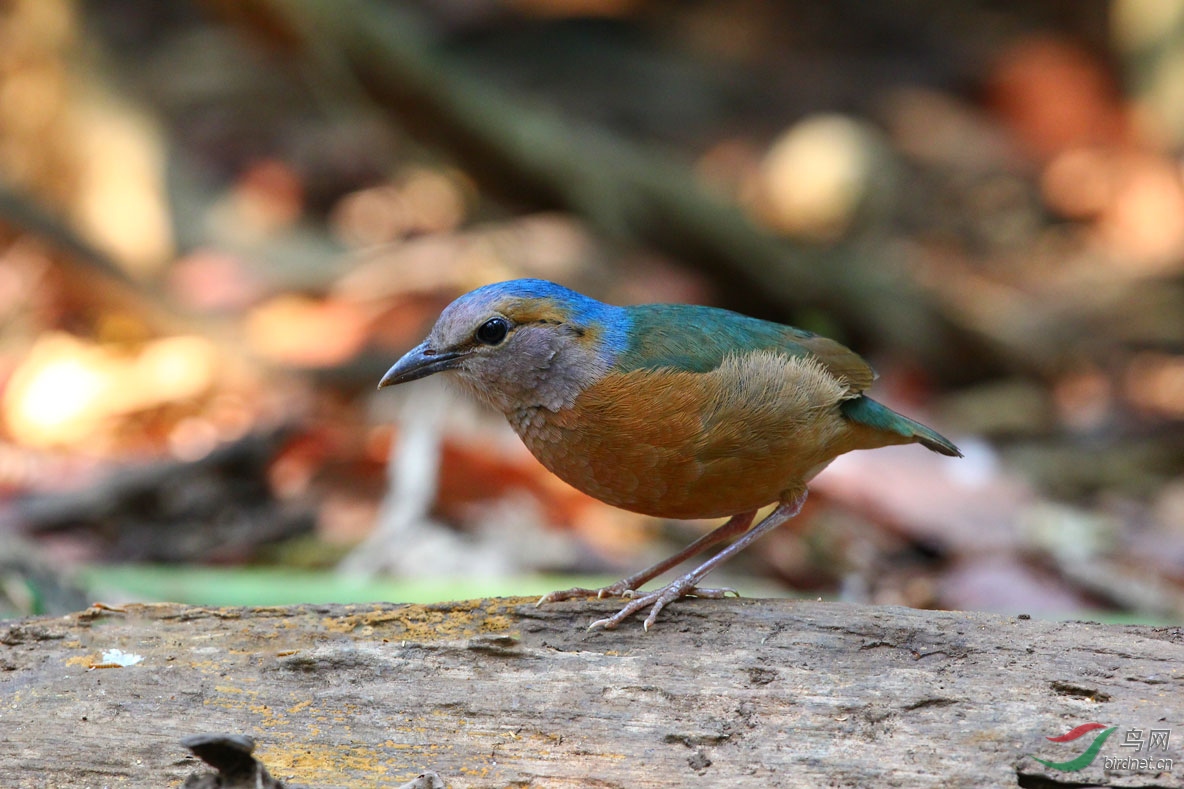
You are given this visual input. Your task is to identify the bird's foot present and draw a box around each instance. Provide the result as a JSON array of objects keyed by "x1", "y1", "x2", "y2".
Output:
[
  {"x1": 536, "y1": 579, "x2": 638, "y2": 606},
  {"x1": 588, "y1": 580, "x2": 738, "y2": 632}
]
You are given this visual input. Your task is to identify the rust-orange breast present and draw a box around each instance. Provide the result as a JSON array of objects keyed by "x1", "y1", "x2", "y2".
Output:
[{"x1": 507, "y1": 351, "x2": 882, "y2": 519}]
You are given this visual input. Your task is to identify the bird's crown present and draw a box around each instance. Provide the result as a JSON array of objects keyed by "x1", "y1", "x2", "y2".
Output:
[{"x1": 425, "y1": 278, "x2": 627, "y2": 357}]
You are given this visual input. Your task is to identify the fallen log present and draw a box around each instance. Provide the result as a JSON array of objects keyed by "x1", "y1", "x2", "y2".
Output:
[{"x1": 1, "y1": 598, "x2": 1181, "y2": 787}]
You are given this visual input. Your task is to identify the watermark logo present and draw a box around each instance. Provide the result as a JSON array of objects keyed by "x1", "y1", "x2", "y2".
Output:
[
  {"x1": 1032, "y1": 723, "x2": 1116, "y2": 771},
  {"x1": 1032, "y1": 723, "x2": 1174, "y2": 773}
]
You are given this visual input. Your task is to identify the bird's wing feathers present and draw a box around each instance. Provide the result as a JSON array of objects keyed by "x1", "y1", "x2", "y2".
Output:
[
  {"x1": 794, "y1": 334, "x2": 876, "y2": 391},
  {"x1": 616, "y1": 304, "x2": 875, "y2": 392}
]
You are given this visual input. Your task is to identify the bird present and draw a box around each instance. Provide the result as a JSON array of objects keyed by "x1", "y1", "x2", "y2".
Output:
[{"x1": 378, "y1": 279, "x2": 961, "y2": 630}]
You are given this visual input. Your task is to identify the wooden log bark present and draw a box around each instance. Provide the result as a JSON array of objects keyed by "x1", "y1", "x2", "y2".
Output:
[{"x1": 2, "y1": 598, "x2": 1182, "y2": 787}]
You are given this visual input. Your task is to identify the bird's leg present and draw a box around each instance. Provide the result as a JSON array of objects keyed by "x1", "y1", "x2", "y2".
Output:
[
  {"x1": 537, "y1": 511, "x2": 757, "y2": 605},
  {"x1": 589, "y1": 490, "x2": 808, "y2": 631}
]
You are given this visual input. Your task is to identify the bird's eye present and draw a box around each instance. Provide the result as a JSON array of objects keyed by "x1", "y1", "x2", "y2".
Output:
[{"x1": 475, "y1": 317, "x2": 510, "y2": 345}]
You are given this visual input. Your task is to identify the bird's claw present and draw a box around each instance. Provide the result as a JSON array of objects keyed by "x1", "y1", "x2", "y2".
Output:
[
  {"x1": 586, "y1": 587, "x2": 673, "y2": 632},
  {"x1": 537, "y1": 581, "x2": 637, "y2": 606},
  {"x1": 586, "y1": 583, "x2": 734, "y2": 631}
]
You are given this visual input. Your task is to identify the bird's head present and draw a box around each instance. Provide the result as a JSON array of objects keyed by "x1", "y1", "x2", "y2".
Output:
[{"x1": 379, "y1": 279, "x2": 627, "y2": 413}]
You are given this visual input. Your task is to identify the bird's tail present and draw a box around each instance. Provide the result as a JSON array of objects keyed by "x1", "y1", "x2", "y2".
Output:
[{"x1": 839, "y1": 396, "x2": 962, "y2": 457}]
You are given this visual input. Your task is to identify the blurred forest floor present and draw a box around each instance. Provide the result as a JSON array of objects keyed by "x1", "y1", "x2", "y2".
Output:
[{"x1": 0, "y1": 0, "x2": 1182, "y2": 623}]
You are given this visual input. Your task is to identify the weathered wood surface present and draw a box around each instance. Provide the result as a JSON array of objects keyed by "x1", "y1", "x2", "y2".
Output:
[{"x1": 2, "y1": 598, "x2": 1182, "y2": 788}]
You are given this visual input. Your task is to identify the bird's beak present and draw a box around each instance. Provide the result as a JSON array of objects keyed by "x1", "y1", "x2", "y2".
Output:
[{"x1": 377, "y1": 342, "x2": 464, "y2": 389}]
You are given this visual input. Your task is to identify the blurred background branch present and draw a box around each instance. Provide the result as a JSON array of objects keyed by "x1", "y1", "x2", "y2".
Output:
[{"x1": 213, "y1": 0, "x2": 963, "y2": 370}]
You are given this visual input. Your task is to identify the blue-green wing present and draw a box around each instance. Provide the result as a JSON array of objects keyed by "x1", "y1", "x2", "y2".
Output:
[{"x1": 617, "y1": 304, "x2": 876, "y2": 391}]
